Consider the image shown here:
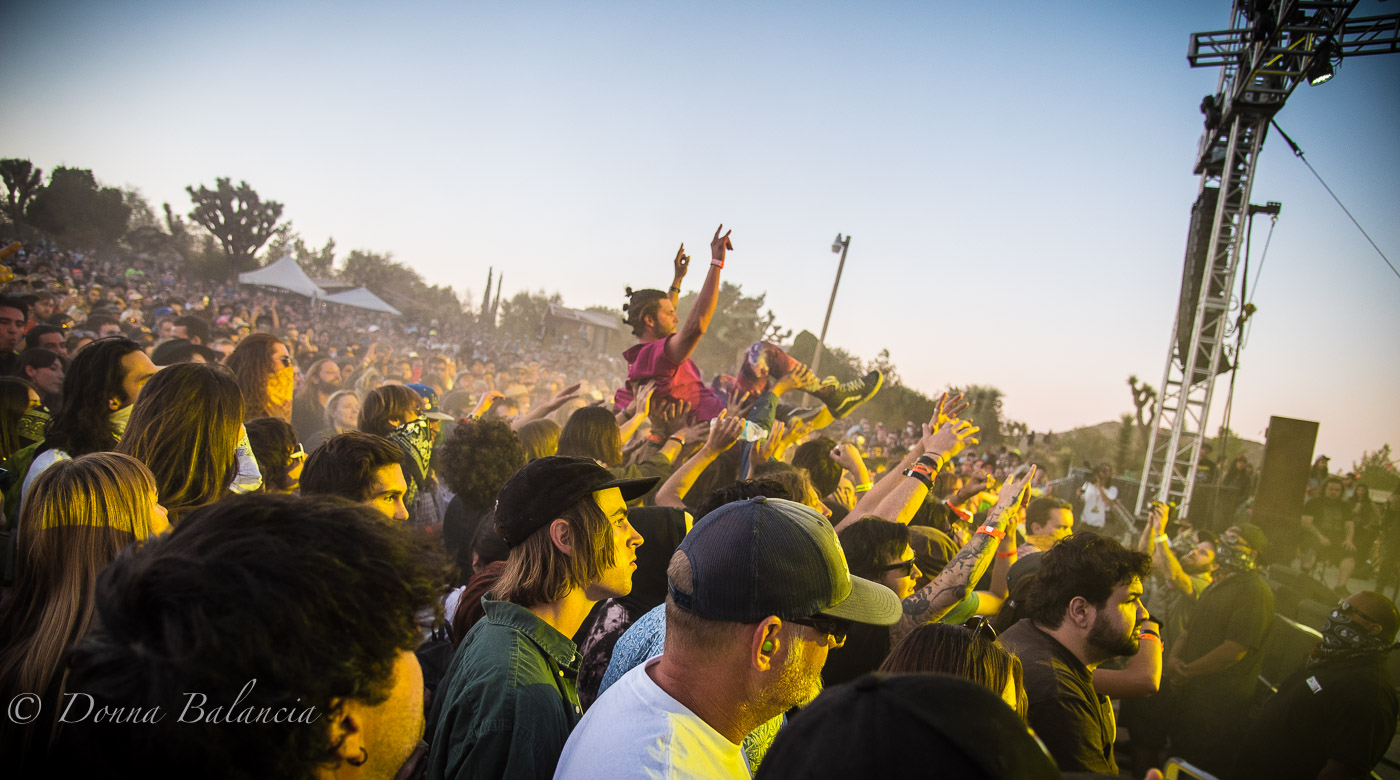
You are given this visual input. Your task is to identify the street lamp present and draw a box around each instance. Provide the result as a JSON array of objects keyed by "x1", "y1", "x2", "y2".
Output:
[{"x1": 811, "y1": 233, "x2": 850, "y2": 376}]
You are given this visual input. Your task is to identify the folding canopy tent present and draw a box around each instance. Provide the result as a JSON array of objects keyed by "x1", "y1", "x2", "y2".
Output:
[
  {"x1": 237, "y1": 255, "x2": 326, "y2": 299},
  {"x1": 322, "y1": 286, "x2": 402, "y2": 316}
]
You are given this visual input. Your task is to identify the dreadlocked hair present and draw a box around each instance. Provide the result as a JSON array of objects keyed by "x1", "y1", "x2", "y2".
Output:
[{"x1": 622, "y1": 286, "x2": 668, "y2": 338}]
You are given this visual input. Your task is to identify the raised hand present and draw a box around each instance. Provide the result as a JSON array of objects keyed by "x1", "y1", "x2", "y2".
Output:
[
  {"x1": 711, "y1": 224, "x2": 734, "y2": 264},
  {"x1": 829, "y1": 442, "x2": 862, "y2": 473},
  {"x1": 673, "y1": 243, "x2": 690, "y2": 279},
  {"x1": 538, "y1": 383, "x2": 582, "y2": 415},
  {"x1": 757, "y1": 420, "x2": 789, "y2": 463},
  {"x1": 988, "y1": 466, "x2": 1036, "y2": 525},
  {"x1": 931, "y1": 391, "x2": 969, "y2": 429},
  {"x1": 649, "y1": 398, "x2": 691, "y2": 438},
  {"x1": 725, "y1": 388, "x2": 755, "y2": 419},
  {"x1": 470, "y1": 391, "x2": 505, "y2": 420},
  {"x1": 921, "y1": 418, "x2": 980, "y2": 461},
  {"x1": 704, "y1": 412, "x2": 744, "y2": 453},
  {"x1": 627, "y1": 381, "x2": 657, "y2": 416}
]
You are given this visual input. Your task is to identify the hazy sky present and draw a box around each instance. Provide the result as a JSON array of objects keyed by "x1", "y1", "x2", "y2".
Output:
[{"x1": 4, "y1": 0, "x2": 1397, "y2": 468}]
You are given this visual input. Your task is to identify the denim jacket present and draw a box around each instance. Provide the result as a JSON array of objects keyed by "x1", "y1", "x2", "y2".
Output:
[{"x1": 425, "y1": 599, "x2": 583, "y2": 780}]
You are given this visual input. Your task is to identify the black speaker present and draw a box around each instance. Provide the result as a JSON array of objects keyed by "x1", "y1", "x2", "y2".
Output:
[{"x1": 1253, "y1": 416, "x2": 1319, "y2": 562}]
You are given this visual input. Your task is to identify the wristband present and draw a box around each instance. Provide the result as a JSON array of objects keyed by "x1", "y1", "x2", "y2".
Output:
[
  {"x1": 710, "y1": 258, "x2": 724, "y2": 268},
  {"x1": 668, "y1": 285, "x2": 681, "y2": 293},
  {"x1": 854, "y1": 482, "x2": 873, "y2": 493},
  {"x1": 1139, "y1": 631, "x2": 1161, "y2": 644},
  {"x1": 647, "y1": 433, "x2": 665, "y2": 445},
  {"x1": 668, "y1": 435, "x2": 686, "y2": 445},
  {"x1": 901, "y1": 468, "x2": 933, "y2": 489},
  {"x1": 995, "y1": 551, "x2": 1016, "y2": 559},
  {"x1": 915, "y1": 454, "x2": 944, "y2": 471},
  {"x1": 976, "y1": 524, "x2": 1005, "y2": 541}
]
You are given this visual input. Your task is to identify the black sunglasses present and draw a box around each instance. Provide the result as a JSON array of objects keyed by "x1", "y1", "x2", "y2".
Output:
[
  {"x1": 789, "y1": 614, "x2": 851, "y2": 643},
  {"x1": 882, "y1": 559, "x2": 917, "y2": 577},
  {"x1": 964, "y1": 615, "x2": 997, "y2": 641}
]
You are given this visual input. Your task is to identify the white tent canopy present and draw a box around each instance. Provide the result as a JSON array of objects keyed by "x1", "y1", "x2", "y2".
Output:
[
  {"x1": 322, "y1": 286, "x2": 402, "y2": 316},
  {"x1": 238, "y1": 255, "x2": 325, "y2": 299}
]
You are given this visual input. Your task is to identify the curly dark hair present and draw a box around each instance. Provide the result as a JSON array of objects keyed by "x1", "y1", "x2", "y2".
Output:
[
  {"x1": 45, "y1": 337, "x2": 144, "y2": 457},
  {"x1": 437, "y1": 419, "x2": 525, "y2": 510},
  {"x1": 792, "y1": 436, "x2": 842, "y2": 498},
  {"x1": 622, "y1": 287, "x2": 668, "y2": 338},
  {"x1": 1027, "y1": 531, "x2": 1152, "y2": 630},
  {"x1": 56, "y1": 493, "x2": 446, "y2": 779}
]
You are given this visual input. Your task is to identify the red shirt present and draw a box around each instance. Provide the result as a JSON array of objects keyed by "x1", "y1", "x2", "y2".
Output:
[{"x1": 615, "y1": 336, "x2": 725, "y2": 421}]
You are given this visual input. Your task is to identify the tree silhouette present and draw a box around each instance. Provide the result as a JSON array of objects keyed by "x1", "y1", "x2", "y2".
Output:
[
  {"x1": 186, "y1": 178, "x2": 283, "y2": 277},
  {"x1": 26, "y1": 167, "x2": 130, "y2": 248},
  {"x1": 0, "y1": 159, "x2": 43, "y2": 231}
]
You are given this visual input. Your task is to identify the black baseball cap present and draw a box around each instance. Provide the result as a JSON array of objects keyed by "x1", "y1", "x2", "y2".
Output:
[
  {"x1": 493, "y1": 456, "x2": 658, "y2": 548},
  {"x1": 669, "y1": 497, "x2": 901, "y2": 626},
  {"x1": 753, "y1": 674, "x2": 1060, "y2": 780}
]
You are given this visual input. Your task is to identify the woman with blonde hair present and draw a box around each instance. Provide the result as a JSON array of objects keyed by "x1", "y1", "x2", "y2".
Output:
[
  {"x1": 116, "y1": 362, "x2": 252, "y2": 522},
  {"x1": 0, "y1": 452, "x2": 167, "y2": 766},
  {"x1": 302, "y1": 389, "x2": 360, "y2": 452}
]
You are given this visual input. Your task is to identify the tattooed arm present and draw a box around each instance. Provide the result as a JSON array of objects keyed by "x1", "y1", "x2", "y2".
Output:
[{"x1": 891, "y1": 467, "x2": 1036, "y2": 645}]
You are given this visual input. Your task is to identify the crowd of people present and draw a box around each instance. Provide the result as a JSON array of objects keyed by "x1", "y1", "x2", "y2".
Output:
[{"x1": 0, "y1": 227, "x2": 1396, "y2": 780}]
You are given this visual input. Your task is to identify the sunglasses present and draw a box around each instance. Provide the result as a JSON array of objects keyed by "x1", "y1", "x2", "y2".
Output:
[
  {"x1": 964, "y1": 615, "x2": 997, "y2": 641},
  {"x1": 882, "y1": 560, "x2": 917, "y2": 577},
  {"x1": 790, "y1": 614, "x2": 851, "y2": 643}
]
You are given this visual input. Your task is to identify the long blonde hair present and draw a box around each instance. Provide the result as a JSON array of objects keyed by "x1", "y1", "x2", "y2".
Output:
[{"x1": 0, "y1": 453, "x2": 159, "y2": 701}]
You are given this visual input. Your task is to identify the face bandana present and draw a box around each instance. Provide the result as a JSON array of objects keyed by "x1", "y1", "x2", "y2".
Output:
[
  {"x1": 392, "y1": 418, "x2": 433, "y2": 481},
  {"x1": 110, "y1": 403, "x2": 134, "y2": 440},
  {"x1": 268, "y1": 365, "x2": 296, "y2": 408},
  {"x1": 1216, "y1": 542, "x2": 1257, "y2": 573},
  {"x1": 1314, "y1": 607, "x2": 1388, "y2": 663}
]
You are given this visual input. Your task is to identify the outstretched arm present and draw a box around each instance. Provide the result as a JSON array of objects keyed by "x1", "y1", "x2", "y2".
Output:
[
  {"x1": 869, "y1": 414, "x2": 979, "y2": 526},
  {"x1": 665, "y1": 225, "x2": 730, "y2": 366},
  {"x1": 654, "y1": 414, "x2": 743, "y2": 508},
  {"x1": 891, "y1": 467, "x2": 1035, "y2": 645},
  {"x1": 1147, "y1": 503, "x2": 1195, "y2": 596}
]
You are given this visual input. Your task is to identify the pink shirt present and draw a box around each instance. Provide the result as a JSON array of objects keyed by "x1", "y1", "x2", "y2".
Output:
[{"x1": 615, "y1": 336, "x2": 726, "y2": 421}]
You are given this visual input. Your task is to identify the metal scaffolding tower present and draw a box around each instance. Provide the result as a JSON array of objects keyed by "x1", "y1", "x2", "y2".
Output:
[{"x1": 1136, "y1": 0, "x2": 1400, "y2": 519}]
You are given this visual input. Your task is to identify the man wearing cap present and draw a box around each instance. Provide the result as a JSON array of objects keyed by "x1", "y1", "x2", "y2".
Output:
[
  {"x1": 553, "y1": 497, "x2": 902, "y2": 779},
  {"x1": 426, "y1": 456, "x2": 655, "y2": 780},
  {"x1": 1164, "y1": 522, "x2": 1274, "y2": 773}
]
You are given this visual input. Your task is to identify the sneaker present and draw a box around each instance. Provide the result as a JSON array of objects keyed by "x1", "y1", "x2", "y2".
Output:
[{"x1": 809, "y1": 370, "x2": 883, "y2": 419}]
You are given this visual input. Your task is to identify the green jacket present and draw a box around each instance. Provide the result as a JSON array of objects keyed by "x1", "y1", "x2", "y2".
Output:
[{"x1": 425, "y1": 599, "x2": 583, "y2": 780}]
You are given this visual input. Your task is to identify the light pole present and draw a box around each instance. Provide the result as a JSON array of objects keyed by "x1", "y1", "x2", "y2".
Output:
[{"x1": 811, "y1": 233, "x2": 849, "y2": 376}]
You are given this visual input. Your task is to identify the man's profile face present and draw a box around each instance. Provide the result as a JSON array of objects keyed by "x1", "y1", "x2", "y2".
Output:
[
  {"x1": 29, "y1": 359, "x2": 65, "y2": 396},
  {"x1": 584, "y1": 487, "x2": 644, "y2": 601},
  {"x1": 1032, "y1": 508, "x2": 1074, "y2": 541},
  {"x1": 879, "y1": 545, "x2": 919, "y2": 601},
  {"x1": 118, "y1": 350, "x2": 159, "y2": 409},
  {"x1": 365, "y1": 464, "x2": 409, "y2": 524},
  {"x1": 1088, "y1": 576, "x2": 1147, "y2": 658},
  {"x1": 0, "y1": 306, "x2": 25, "y2": 351},
  {"x1": 765, "y1": 622, "x2": 837, "y2": 713},
  {"x1": 1181, "y1": 541, "x2": 1217, "y2": 575},
  {"x1": 646, "y1": 299, "x2": 679, "y2": 339}
]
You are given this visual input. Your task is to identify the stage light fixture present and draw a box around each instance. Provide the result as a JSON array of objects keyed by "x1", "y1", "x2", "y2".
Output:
[{"x1": 1307, "y1": 40, "x2": 1338, "y2": 86}]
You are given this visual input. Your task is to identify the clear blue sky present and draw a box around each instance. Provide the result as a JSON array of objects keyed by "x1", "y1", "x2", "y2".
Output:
[{"x1": 3, "y1": 0, "x2": 1397, "y2": 468}]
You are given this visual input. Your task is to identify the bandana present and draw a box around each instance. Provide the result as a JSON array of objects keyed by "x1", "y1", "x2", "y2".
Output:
[
  {"x1": 1313, "y1": 607, "x2": 1390, "y2": 663},
  {"x1": 110, "y1": 403, "x2": 134, "y2": 440},
  {"x1": 1216, "y1": 542, "x2": 1256, "y2": 573},
  {"x1": 267, "y1": 365, "x2": 296, "y2": 408}
]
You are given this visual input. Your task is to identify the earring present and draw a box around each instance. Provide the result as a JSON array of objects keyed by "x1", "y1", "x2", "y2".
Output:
[
  {"x1": 762, "y1": 640, "x2": 774, "y2": 653},
  {"x1": 348, "y1": 747, "x2": 368, "y2": 767}
]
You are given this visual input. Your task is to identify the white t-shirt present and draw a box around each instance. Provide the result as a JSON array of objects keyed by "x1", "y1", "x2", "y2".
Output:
[
  {"x1": 1079, "y1": 481, "x2": 1117, "y2": 528},
  {"x1": 554, "y1": 658, "x2": 751, "y2": 780}
]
